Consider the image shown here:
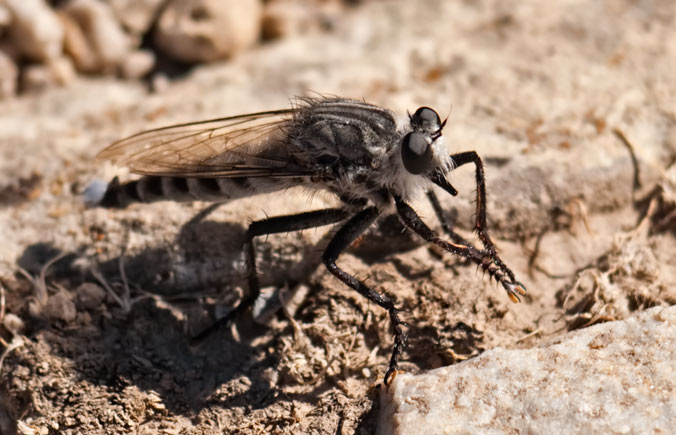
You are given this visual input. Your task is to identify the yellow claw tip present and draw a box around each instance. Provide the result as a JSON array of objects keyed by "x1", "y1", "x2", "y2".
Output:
[
  {"x1": 508, "y1": 293, "x2": 521, "y2": 304},
  {"x1": 385, "y1": 369, "x2": 401, "y2": 386}
]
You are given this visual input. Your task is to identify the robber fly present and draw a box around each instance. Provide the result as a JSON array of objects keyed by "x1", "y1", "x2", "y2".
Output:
[{"x1": 88, "y1": 96, "x2": 526, "y2": 385}]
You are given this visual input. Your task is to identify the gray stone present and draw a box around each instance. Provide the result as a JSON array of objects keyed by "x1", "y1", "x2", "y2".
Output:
[
  {"x1": 154, "y1": 0, "x2": 262, "y2": 63},
  {"x1": 5, "y1": 0, "x2": 64, "y2": 62},
  {"x1": 2, "y1": 312, "x2": 25, "y2": 334},
  {"x1": 60, "y1": 0, "x2": 131, "y2": 74},
  {"x1": 379, "y1": 306, "x2": 676, "y2": 434},
  {"x1": 0, "y1": 49, "x2": 18, "y2": 98},
  {"x1": 75, "y1": 282, "x2": 107, "y2": 311},
  {"x1": 44, "y1": 290, "x2": 77, "y2": 323}
]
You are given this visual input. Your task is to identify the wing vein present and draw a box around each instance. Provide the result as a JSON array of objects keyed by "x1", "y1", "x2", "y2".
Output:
[{"x1": 97, "y1": 109, "x2": 311, "y2": 178}]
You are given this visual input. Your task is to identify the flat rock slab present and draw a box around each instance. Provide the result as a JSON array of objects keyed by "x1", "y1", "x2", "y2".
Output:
[{"x1": 379, "y1": 305, "x2": 676, "y2": 434}]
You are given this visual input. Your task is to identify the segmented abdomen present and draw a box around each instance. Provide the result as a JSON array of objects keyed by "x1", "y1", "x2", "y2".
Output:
[{"x1": 97, "y1": 176, "x2": 300, "y2": 208}]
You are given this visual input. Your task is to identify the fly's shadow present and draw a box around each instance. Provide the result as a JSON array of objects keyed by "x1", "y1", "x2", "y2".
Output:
[{"x1": 7, "y1": 222, "x2": 330, "y2": 415}]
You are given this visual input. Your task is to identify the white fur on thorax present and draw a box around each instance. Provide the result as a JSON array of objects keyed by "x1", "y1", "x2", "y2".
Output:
[{"x1": 372, "y1": 114, "x2": 454, "y2": 204}]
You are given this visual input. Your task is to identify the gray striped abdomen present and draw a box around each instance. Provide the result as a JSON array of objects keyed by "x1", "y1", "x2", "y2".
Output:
[{"x1": 97, "y1": 176, "x2": 301, "y2": 208}]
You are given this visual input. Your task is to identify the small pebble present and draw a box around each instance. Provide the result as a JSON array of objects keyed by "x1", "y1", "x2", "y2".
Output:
[
  {"x1": 150, "y1": 73, "x2": 170, "y2": 93},
  {"x1": 44, "y1": 291, "x2": 77, "y2": 323},
  {"x1": 0, "y1": 5, "x2": 11, "y2": 28},
  {"x1": 108, "y1": 0, "x2": 164, "y2": 37},
  {"x1": 75, "y1": 282, "x2": 106, "y2": 310},
  {"x1": 20, "y1": 56, "x2": 75, "y2": 92},
  {"x1": 2, "y1": 313, "x2": 25, "y2": 334},
  {"x1": 119, "y1": 49, "x2": 155, "y2": 79}
]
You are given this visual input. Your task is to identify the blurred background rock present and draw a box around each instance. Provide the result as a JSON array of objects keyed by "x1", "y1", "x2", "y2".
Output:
[{"x1": 0, "y1": 0, "x2": 361, "y2": 97}]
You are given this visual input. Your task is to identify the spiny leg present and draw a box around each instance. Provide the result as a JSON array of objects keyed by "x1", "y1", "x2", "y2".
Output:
[
  {"x1": 428, "y1": 189, "x2": 516, "y2": 287},
  {"x1": 427, "y1": 189, "x2": 505, "y2": 278},
  {"x1": 450, "y1": 151, "x2": 493, "y2": 248},
  {"x1": 446, "y1": 151, "x2": 524, "y2": 288},
  {"x1": 191, "y1": 207, "x2": 350, "y2": 343},
  {"x1": 396, "y1": 197, "x2": 526, "y2": 302},
  {"x1": 321, "y1": 207, "x2": 406, "y2": 385}
]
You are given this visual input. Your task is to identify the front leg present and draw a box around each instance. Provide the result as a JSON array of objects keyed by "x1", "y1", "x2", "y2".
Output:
[
  {"x1": 435, "y1": 151, "x2": 521, "y2": 285},
  {"x1": 396, "y1": 197, "x2": 526, "y2": 303},
  {"x1": 451, "y1": 151, "x2": 497, "y2": 249}
]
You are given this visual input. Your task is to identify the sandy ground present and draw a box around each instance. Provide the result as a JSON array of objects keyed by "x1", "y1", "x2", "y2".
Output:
[{"x1": 1, "y1": 1, "x2": 676, "y2": 433}]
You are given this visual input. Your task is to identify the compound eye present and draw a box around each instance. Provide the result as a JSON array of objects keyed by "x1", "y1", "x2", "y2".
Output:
[
  {"x1": 411, "y1": 107, "x2": 441, "y2": 133},
  {"x1": 401, "y1": 132, "x2": 434, "y2": 174}
]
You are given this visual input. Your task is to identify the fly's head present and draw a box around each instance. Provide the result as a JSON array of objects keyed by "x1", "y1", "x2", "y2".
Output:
[{"x1": 400, "y1": 107, "x2": 448, "y2": 176}]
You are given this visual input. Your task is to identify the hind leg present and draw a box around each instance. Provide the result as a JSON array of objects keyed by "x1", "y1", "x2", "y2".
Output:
[{"x1": 191, "y1": 208, "x2": 350, "y2": 342}]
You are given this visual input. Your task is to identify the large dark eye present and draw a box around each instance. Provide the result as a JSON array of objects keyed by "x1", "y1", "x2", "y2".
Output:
[
  {"x1": 401, "y1": 132, "x2": 434, "y2": 174},
  {"x1": 411, "y1": 107, "x2": 441, "y2": 133}
]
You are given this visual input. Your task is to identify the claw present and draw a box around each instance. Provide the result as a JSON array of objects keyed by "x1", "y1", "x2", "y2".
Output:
[
  {"x1": 507, "y1": 292, "x2": 521, "y2": 304},
  {"x1": 385, "y1": 368, "x2": 401, "y2": 386},
  {"x1": 503, "y1": 281, "x2": 527, "y2": 303}
]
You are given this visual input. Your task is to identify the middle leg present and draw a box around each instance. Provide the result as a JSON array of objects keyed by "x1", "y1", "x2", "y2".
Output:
[{"x1": 321, "y1": 207, "x2": 408, "y2": 385}]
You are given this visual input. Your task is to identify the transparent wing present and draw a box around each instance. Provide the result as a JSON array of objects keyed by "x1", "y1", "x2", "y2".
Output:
[{"x1": 97, "y1": 109, "x2": 311, "y2": 178}]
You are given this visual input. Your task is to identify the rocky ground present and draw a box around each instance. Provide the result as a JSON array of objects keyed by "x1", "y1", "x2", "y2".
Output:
[{"x1": 1, "y1": 0, "x2": 675, "y2": 434}]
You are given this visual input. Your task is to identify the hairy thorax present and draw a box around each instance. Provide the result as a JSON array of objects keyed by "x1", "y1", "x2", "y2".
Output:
[{"x1": 287, "y1": 98, "x2": 446, "y2": 207}]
